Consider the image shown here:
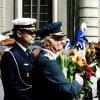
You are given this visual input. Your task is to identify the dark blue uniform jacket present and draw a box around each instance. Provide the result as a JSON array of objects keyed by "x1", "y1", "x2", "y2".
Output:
[
  {"x1": 0, "y1": 43, "x2": 35, "y2": 100},
  {"x1": 32, "y1": 50, "x2": 82, "y2": 100}
]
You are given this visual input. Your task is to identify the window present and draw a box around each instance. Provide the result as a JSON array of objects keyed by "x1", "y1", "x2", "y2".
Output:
[
  {"x1": 23, "y1": 0, "x2": 52, "y2": 28},
  {"x1": 67, "y1": 0, "x2": 79, "y2": 43}
]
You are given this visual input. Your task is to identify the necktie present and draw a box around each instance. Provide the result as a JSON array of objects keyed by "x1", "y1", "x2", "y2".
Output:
[{"x1": 26, "y1": 49, "x2": 34, "y2": 63}]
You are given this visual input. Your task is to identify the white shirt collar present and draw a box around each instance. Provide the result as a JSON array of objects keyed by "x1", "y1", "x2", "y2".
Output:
[{"x1": 16, "y1": 42, "x2": 27, "y2": 52}]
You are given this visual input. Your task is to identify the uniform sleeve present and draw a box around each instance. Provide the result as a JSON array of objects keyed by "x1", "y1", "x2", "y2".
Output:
[
  {"x1": 38, "y1": 57, "x2": 82, "y2": 99},
  {"x1": 0, "y1": 52, "x2": 32, "y2": 100}
]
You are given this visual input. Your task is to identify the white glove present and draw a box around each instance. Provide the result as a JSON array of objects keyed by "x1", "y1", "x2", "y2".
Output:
[{"x1": 75, "y1": 73, "x2": 83, "y2": 86}]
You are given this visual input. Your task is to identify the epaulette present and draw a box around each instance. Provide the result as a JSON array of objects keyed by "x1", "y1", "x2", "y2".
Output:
[{"x1": 44, "y1": 53, "x2": 56, "y2": 60}]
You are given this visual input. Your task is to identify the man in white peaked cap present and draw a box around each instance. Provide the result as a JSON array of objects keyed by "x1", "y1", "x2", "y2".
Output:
[{"x1": 0, "y1": 18, "x2": 37, "y2": 100}]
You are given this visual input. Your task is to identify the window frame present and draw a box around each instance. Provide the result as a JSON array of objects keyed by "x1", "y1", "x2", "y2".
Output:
[{"x1": 22, "y1": 0, "x2": 52, "y2": 28}]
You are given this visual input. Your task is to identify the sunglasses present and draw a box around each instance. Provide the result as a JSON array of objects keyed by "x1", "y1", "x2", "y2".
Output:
[{"x1": 21, "y1": 29, "x2": 36, "y2": 35}]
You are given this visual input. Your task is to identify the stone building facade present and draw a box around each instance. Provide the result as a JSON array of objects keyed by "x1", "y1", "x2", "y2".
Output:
[{"x1": 0, "y1": 0, "x2": 100, "y2": 42}]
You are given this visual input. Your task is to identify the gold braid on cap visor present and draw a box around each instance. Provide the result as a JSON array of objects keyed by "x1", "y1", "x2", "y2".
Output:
[{"x1": 50, "y1": 31, "x2": 66, "y2": 36}]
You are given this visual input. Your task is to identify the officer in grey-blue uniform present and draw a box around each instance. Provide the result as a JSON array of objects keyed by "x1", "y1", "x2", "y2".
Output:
[
  {"x1": 32, "y1": 22, "x2": 84, "y2": 100},
  {"x1": 0, "y1": 18, "x2": 37, "y2": 100}
]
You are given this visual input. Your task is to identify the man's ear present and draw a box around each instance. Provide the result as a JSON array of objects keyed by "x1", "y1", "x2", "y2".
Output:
[
  {"x1": 45, "y1": 36, "x2": 52, "y2": 42},
  {"x1": 42, "y1": 36, "x2": 51, "y2": 47},
  {"x1": 16, "y1": 30, "x2": 22, "y2": 38}
]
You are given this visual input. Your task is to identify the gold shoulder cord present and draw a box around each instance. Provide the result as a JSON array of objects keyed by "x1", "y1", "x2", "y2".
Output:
[{"x1": 9, "y1": 51, "x2": 32, "y2": 90}]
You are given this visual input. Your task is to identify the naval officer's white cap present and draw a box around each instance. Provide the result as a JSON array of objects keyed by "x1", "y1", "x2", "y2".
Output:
[{"x1": 12, "y1": 18, "x2": 37, "y2": 32}]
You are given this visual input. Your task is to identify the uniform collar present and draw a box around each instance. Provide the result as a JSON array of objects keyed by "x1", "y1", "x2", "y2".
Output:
[
  {"x1": 42, "y1": 48, "x2": 57, "y2": 60},
  {"x1": 16, "y1": 42, "x2": 27, "y2": 52}
]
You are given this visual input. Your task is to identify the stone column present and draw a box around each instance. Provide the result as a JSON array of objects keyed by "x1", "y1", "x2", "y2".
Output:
[
  {"x1": 5, "y1": 0, "x2": 14, "y2": 30},
  {"x1": 53, "y1": 0, "x2": 58, "y2": 22},
  {"x1": 0, "y1": 0, "x2": 5, "y2": 33},
  {"x1": 58, "y1": 0, "x2": 67, "y2": 34},
  {"x1": 14, "y1": 0, "x2": 22, "y2": 18},
  {"x1": 79, "y1": 0, "x2": 99, "y2": 42},
  {"x1": 0, "y1": 0, "x2": 14, "y2": 32}
]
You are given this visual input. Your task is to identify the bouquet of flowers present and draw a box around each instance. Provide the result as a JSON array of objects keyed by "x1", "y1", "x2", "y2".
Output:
[
  {"x1": 57, "y1": 49, "x2": 97, "y2": 88},
  {"x1": 57, "y1": 48, "x2": 97, "y2": 99}
]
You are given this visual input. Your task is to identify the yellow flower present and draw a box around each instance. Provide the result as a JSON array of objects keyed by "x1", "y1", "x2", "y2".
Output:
[
  {"x1": 77, "y1": 61, "x2": 84, "y2": 66},
  {"x1": 76, "y1": 56, "x2": 85, "y2": 66},
  {"x1": 71, "y1": 56, "x2": 76, "y2": 62},
  {"x1": 87, "y1": 48, "x2": 91, "y2": 54},
  {"x1": 92, "y1": 48, "x2": 95, "y2": 53},
  {"x1": 69, "y1": 49, "x2": 77, "y2": 56}
]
